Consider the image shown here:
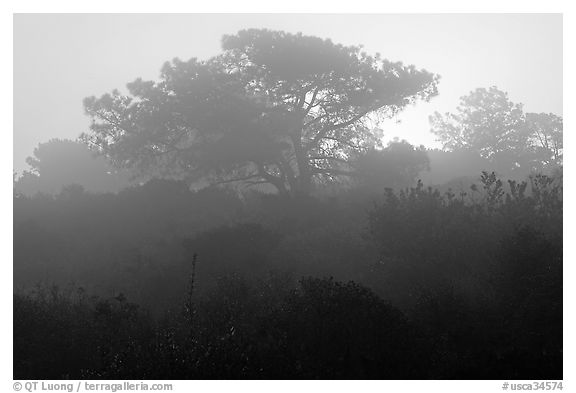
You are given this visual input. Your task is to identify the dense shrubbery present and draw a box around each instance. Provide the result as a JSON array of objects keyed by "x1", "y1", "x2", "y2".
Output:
[
  {"x1": 13, "y1": 170, "x2": 562, "y2": 379},
  {"x1": 14, "y1": 276, "x2": 429, "y2": 379},
  {"x1": 367, "y1": 172, "x2": 562, "y2": 379}
]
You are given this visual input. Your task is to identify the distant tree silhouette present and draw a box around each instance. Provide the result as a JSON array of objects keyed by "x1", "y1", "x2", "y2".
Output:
[
  {"x1": 15, "y1": 139, "x2": 133, "y2": 196},
  {"x1": 429, "y1": 87, "x2": 527, "y2": 172},
  {"x1": 82, "y1": 29, "x2": 439, "y2": 196},
  {"x1": 429, "y1": 87, "x2": 563, "y2": 176}
]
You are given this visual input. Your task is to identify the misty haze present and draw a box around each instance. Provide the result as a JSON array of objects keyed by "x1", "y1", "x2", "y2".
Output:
[{"x1": 13, "y1": 14, "x2": 562, "y2": 380}]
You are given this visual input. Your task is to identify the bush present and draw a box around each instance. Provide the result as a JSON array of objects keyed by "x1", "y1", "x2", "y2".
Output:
[
  {"x1": 367, "y1": 172, "x2": 562, "y2": 378},
  {"x1": 14, "y1": 276, "x2": 431, "y2": 379},
  {"x1": 13, "y1": 171, "x2": 562, "y2": 379}
]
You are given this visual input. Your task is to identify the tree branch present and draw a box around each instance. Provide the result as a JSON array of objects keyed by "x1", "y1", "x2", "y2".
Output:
[
  {"x1": 303, "y1": 113, "x2": 328, "y2": 129},
  {"x1": 305, "y1": 108, "x2": 372, "y2": 152},
  {"x1": 309, "y1": 156, "x2": 350, "y2": 164},
  {"x1": 303, "y1": 86, "x2": 321, "y2": 116},
  {"x1": 310, "y1": 167, "x2": 357, "y2": 177},
  {"x1": 317, "y1": 136, "x2": 363, "y2": 150},
  {"x1": 212, "y1": 173, "x2": 262, "y2": 185}
]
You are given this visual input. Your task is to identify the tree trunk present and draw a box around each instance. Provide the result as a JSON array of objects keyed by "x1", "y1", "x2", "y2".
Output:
[{"x1": 290, "y1": 134, "x2": 312, "y2": 196}]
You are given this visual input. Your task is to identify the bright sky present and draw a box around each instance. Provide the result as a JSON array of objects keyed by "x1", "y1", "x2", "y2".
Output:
[{"x1": 13, "y1": 13, "x2": 562, "y2": 174}]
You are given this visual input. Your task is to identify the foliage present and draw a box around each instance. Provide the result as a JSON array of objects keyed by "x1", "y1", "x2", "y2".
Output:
[
  {"x1": 82, "y1": 29, "x2": 438, "y2": 195},
  {"x1": 14, "y1": 276, "x2": 428, "y2": 379},
  {"x1": 430, "y1": 87, "x2": 562, "y2": 174},
  {"x1": 354, "y1": 139, "x2": 430, "y2": 191},
  {"x1": 367, "y1": 171, "x2": 562, "y2": 378},
  {"x1": 14, "y1": 139, "x2": 133, "y2": 196},
  {"x1": 14, "y1": 169, "x2": 562, "y2": 379},
  {"x1": 524, "y1": 112, "x2": 563, "y2": 167},
  {"x1": 14, "y1": 285, "x2": 152, "y2": 379},
  {"x1": 13, "y1": 182, "x2": 244, "y2": 311}
]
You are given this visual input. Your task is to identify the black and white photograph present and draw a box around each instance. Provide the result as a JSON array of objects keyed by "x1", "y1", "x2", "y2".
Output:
[{"x1": 8, "y1": 9, "x2": 569, "y2": 387}]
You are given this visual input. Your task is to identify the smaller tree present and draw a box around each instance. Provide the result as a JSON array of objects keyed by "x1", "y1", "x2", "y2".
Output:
[
  {"x1": 15, "y1": 139, "x2": 133, "y2": 196},
  {"x1": 429, "y1": 87, "x2": 528, "y2": 173}
]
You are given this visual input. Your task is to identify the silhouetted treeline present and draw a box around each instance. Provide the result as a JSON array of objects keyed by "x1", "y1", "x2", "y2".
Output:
[
  {"x1": 14, "y1": 170, "x2": 562, "y2": 379},
  {"x1": 14, "y1": 138, "x2": 561, "y2": 198}
]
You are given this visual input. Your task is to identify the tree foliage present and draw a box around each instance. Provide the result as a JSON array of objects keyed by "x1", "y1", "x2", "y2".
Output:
[
  {"x1": 525, "y1": 112, "x2": 563, "y2": 166},
  {"x1": 15, "y1": 139, "x2": 133, "y2": 196},
  {"x1": 354, "y1": 140, "x2": 430, "y2": 190},
  {"x1": 83, "y1": 29, "x2": 439, "y2": 195},
  {"x1": 429, "y1": 87, "x2": 563, "y2": 174},
  {"x1": 430, "y1": 87, "x2": 526, "y2": 165}
]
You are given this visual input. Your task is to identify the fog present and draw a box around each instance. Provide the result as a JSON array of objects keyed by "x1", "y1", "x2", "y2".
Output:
[
  {"x1": 13, "y1": 15, "x2": 563, "y2": 381},
  {"x1": 14, "y1": 14, "x2": 562, "y2": 174}
]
